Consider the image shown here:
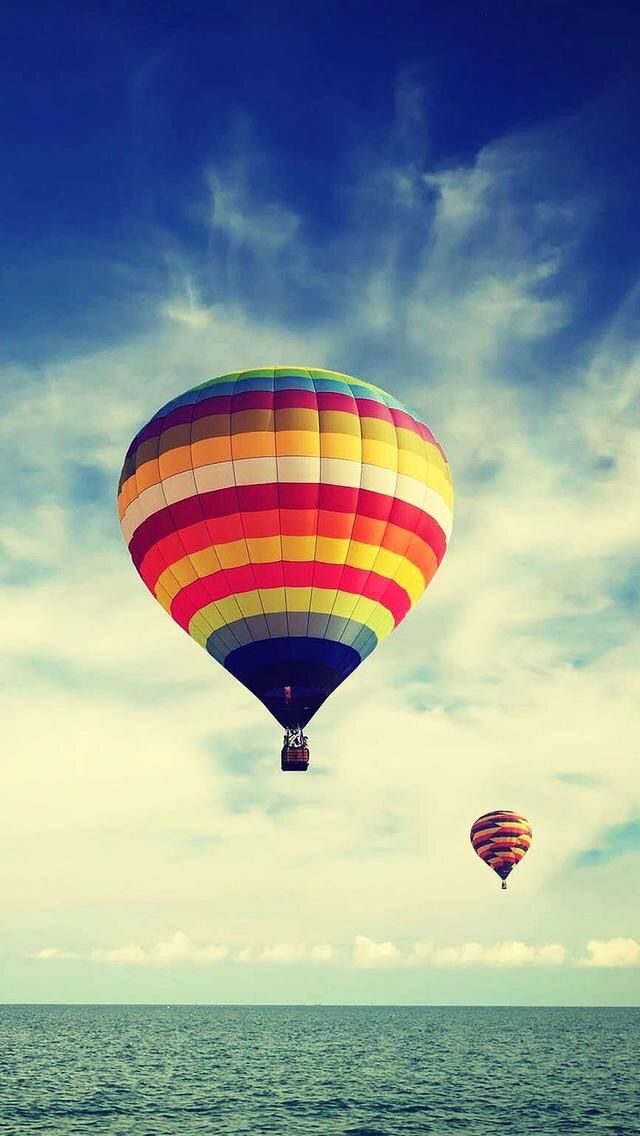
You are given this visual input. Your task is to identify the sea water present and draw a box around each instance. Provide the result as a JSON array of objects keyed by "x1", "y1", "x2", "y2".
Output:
[{"x1": 0, "y1": 1005, "x2": 637, "y2": 1134}]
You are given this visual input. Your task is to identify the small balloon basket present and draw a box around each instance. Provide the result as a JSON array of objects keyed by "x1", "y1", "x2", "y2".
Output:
[{"x1": 281, "y1": 728, "x2": 310, "y2": 772}]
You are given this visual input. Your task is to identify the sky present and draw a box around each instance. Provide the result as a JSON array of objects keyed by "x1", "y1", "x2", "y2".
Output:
[{"x1": 1, "y1": 0, "x2": 639, "y2": 1005}]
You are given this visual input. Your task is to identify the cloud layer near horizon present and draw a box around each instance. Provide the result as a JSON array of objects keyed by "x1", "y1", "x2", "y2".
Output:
[
  {"x1": 29, "y1": 932, "x2": 574, "y2": 969},
  {"x1": 31, "y1": 933, "x2": 640, "y2": 970}
]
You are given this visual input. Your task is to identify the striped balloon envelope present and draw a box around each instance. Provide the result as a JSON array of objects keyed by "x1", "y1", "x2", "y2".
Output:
[
  {"x1": 470, "y1": 811, "x2": 533, "y2": 890},
  {"x1": 118, "y1": 367, "x2": 453, "y2": 759}
]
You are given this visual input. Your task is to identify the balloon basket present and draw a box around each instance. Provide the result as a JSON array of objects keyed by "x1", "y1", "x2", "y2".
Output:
[{"x1": 281, "y1": 746, "x2": 310, "y2": 772}]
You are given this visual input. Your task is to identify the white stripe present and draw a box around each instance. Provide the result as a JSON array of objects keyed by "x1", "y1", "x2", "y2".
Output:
[
  {"x1": 122, "y1": 455, "x2": 453, "y2": 541},
  {"x1": 193, "y1": 462, "x2": 235, "y2": 493},
  {"x1": 121, "y1": 483, "x2": 166, "y2": 543},
  {"x1": 234, "y1": 456, "x2": 276, "y2": 486},
  {"x1": 360, "y1": 464, "x2": 397, "y2": 496},
  {"x1": 422, "y1": 487, "x2": 453, "y2": 540},
  {"x1": 277, "y1": 455, "x2": 321, "y2": 483},
  {"x1": 396, "y1": 472, "x2": 427, "y2": 509},
  {"x1": 163, "y1": 469, "x2": 198, "y2": 505},
  {"x1": 320, "y1": 457, "x2": 361, "y2": 488}
]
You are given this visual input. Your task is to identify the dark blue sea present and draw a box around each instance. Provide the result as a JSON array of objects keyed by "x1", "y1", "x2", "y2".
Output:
[{"x1": 0, "y1": 1005, "x2": 637, "y2": 1135}]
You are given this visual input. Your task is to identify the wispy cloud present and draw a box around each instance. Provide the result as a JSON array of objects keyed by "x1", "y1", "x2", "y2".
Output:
[
  {"x1": 574, "y1": 819, "x2": 640, "y2": 869},
  {"x1": 207, "y1": 168, "x2": 301, "y2": 252},
  {"x1": 30, "y1": 947, "x2": 81, "y2": 961},
  {"x1": 554, "y1": 773, "x2": 604, "y2": 789}
]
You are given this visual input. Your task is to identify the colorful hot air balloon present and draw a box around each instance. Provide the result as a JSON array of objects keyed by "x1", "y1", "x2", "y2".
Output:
[
  {"x1": 470, "y1": 811, "x2": 532, "y2": 890},
  {"x1": 118, "y1": 367, "x2": 453, "y2": 769}
]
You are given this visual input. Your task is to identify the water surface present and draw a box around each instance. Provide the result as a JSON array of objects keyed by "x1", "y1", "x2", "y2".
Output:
[{"x1": 0, "y1": 1005, "x2": 637, "y2": 1134}]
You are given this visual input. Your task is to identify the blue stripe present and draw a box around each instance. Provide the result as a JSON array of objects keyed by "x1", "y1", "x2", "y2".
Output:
[
  {"x1": 205, "y1": 612, "x2": 378, "y2": 664},
  {"x1": 308, "y1": 378, "x2": 352, "y2": 394},
  {"x1": 223, "y1": 636, "x2": 362, "y2": 728},
  {"x1": 274, "y1": 373, "x2": 316, "y2": 391}
]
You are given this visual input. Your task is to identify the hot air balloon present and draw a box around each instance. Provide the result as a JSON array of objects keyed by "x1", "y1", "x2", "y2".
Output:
[
  {"x1": 470, "y1": 811, "x2": 532, "y2": 890},
  {"x1": 117, "y1": 367, "x2": 453, "y2": 769}
]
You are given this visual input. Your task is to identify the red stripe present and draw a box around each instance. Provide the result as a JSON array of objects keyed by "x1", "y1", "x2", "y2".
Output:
[
  {"x1": 133, "y1": 399, "x2": 219, "y2": 448},
  {"x1": 170, "y1": 561, "x2": 411, "y2": 631},
  {"x1": 471, "y1": 814, "x2": 528, "y2": 830},
  {"x1": 473, "y1": 812, "x2": 527, "y2": 822},
  {"x1": 471, "y1": 829, "x2": 530, "y2": 844},
  {"x1": 472, "y1": 827, "x2": 531, "y2": 841},
  {"x1": 472, "y1": 837, "x2": 531, "y2": 853},
  {"x1": 273, "y1": 389, "x2": 318, "y2": 410},
  {"x1": 139, "y1": 511, "x2": 438, "y2": 592},
  {"x1": 129, "y1": 484, "x2": 447, "y2": 571},
  {"x1": 138, "y1": 519, "x2": 242, "y2": 591}
]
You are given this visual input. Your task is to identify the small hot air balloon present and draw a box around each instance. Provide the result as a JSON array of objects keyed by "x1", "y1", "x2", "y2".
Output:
[
  {"x1": 470, "y1": 811, "x2": 532, "y2": 890},
  {"x1": 118, "y1": 367, "x2": 453, "y2": 769}
]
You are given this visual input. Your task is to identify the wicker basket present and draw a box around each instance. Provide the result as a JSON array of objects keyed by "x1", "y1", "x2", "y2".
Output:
[{"x1": 281, "y1": 746, "x2": 310, "y2": 772}]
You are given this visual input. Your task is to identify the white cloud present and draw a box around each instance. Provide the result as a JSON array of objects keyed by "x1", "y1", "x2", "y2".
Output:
[
  {"x1": 147, "y1": 931, "x2": 228, "y2": 966},
  {"x1": 29, "y1": 936, "x2": 335, "y2": 967},
  {"x1": 430, "y1": 941, "x2": 566, "y2": 968},
  {"x1": 236, "y1": 942, "x2": 335, "y2": 964},
  {"x1": 578, "y1": 939, "x2": 640, "y2": 968},
  {"x1": 29, "y1": 947, "x2": 81, "y2": 961},
  {"x1": 30, "y1": 933, "x2": 228, "y2": 968},
  {"x1": 407, "y1": 942, "x2": 433, "y2": 966},
  {"x1": 310, "y1": 944, "x2": 335, "y2": 963},
  {"x1": 356, "y1": 939, "x2": 566, "y2": 968},
  {"x1": 352, "y1": 936, "x2": 402, "y2": 969},
  {"x1": 90, "y1": 944, "x2": 148, "y2": 966},
  {"x1": 256, "y1": 942, "x2": 306, "y2": 964}
]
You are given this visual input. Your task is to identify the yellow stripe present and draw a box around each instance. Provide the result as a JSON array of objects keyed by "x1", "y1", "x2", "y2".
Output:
[
  {"x1": 319, "y1": 410, "x2": 362, "y2": 437},
  {"x1": 424, "y1": 440, "x2": 452, "y2": 483},
  {"x1": 230, "y1": 432, "x2": 276, "y2": 459},
  {"x1": 236, "y1": 590, "x2": 272, "y2": 618},
  {"x1": 275, "y1": 429, "x2": 321, "y2": 457},
  {"x1": 188, "y1": 588, "x2": 395, "y2": 645},
  {"x1": 155, "y1": 538, "x2": 428, "y2": 607},
  {"x1": 282, "y1": 535, "x2": 319, "y2": 560},
  {"x1": 362, "y1": 438, "x2": 398, "y2": 469},
  {"x1": 320, "y1": 432, "x2": 361, "y2": 460},
  {"x1": 397, "y1": 449, "x2": 428, "y2": 480},
  {"x1": 155, "y1": 581, "x2": 174, "y2": 613}
]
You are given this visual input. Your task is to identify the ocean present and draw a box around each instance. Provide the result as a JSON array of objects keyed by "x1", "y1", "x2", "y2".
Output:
[{"x1": 0, "y1": 1005, "x2": 637, "y2": 1134}]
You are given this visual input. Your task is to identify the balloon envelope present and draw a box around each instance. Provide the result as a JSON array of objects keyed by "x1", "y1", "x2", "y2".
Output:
[
  {"x1": 470, "y1": 811, "x2": 532, "y2": 888},
  {"x1": 118, "y1": 367, "x2": 453, "y2": 727}
]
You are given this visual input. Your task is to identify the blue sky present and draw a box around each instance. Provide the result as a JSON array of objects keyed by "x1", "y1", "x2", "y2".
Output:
[{"x1": 1, "y1": 2, "x2": 639, "y2": 1004}]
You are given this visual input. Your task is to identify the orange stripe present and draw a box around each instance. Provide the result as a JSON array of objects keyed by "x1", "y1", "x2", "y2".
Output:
[{"x1": 138, "y1": 509, "x2": 439, "y2": 593}]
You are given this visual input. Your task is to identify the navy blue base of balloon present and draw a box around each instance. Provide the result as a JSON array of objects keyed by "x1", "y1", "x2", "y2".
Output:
[{"x1": 224, "y1": 637, "x2": 362, "y2": 728}]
